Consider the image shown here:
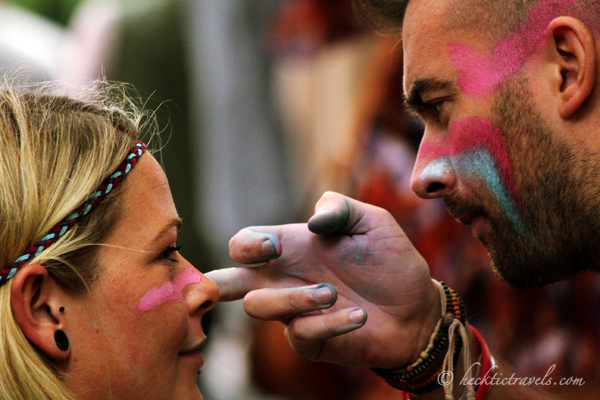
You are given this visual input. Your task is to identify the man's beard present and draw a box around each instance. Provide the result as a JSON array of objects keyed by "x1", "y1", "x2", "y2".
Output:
[{"x1": 445, "y1": 74, "x2": 600, "y2": 287}]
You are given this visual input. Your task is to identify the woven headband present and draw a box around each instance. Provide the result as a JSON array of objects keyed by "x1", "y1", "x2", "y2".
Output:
[{"x1": 0, "y1": 141, "x2": 146, "y2": 287}]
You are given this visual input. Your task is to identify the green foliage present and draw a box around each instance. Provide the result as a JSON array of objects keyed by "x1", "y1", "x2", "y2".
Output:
[{"x1": 7, "y1": 0, "x2": 83, "y2": 26}]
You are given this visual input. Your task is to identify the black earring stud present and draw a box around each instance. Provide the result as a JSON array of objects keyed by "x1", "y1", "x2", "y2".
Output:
[
  {"x1": 55, "y1": 330, "x2": 69, "y2": 351},
  {"x1": 59, "y1": 307, "x2": 64, "y2": 312}
]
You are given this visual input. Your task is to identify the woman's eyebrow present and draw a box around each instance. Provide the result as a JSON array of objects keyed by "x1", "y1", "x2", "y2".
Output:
[{"x1": 150, "y1": 217, "x2": 183, "y2": 245}]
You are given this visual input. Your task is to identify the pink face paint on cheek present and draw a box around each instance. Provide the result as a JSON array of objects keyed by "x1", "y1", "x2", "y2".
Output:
[
  {"x1": 136, "y1": 266, "x2": 202, "y2": 314},
  {"x1": 449, "y1": 0, "x2": 578, "y2": 96},
  {"x1": 419, "y1": 118, "x2": 523, "y2": 211}
]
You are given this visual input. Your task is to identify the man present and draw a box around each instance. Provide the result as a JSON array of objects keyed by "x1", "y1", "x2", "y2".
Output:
[{"x1": 207, "y1": 0, "x2": 600, "y2": 398}]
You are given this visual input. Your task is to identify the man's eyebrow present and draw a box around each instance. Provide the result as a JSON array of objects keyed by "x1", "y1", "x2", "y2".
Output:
[
  {"x1": 151, "y1": 217, "x2": 183, "y2": 245},
  {"x1": 405, "y1": 79, "x2": 454, "y2": 114}
]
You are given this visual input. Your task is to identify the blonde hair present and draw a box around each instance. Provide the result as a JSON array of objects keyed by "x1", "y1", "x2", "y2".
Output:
[{"x1": 0, "y1": 82, "x2": 144, "y2": 399}]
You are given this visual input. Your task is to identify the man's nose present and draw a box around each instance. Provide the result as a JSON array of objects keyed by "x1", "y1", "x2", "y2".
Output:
[{"x1": 410, "y1": 140, "x2": 457, "y2": 199}]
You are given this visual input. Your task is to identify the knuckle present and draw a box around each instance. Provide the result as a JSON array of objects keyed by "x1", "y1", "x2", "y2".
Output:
[
  {"x1": 315, "y1": 191, "x2": 342, "y2": 208},
  {"x1": 285, "y1": 325, "x2": 322, "y2": 361},
  {"x1": 242, "y1": 292, "x2": 259, "y2": 318},
  {"x1": 286, "y1": 290, "x2": 305, "y2": 312},
  {"x1": 319, "y1": 315, "x2": 336, "y2": 336},
  {"x1": 284, "y1": 322, "x2": 304, "y2": 343}
]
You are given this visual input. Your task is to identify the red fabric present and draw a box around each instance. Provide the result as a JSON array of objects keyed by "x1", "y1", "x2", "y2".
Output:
[{"x1": 471, "y1": 326, "x2": 492, "y2": 400}]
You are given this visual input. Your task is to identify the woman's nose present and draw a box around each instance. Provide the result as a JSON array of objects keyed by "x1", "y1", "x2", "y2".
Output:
[{"x1": 185, "y1": 265, "x2": 220, "y2": 316}]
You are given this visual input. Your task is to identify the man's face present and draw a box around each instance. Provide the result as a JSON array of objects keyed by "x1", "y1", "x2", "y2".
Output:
[{"x1": 403, "y1": 0, "x2": 600, "y2": 286}]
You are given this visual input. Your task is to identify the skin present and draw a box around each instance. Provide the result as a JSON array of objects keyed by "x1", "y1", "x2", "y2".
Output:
[
  {"x1": 209, "y1": 0, "x2": 600, "y2": 398},
  {"x1": 11, "y1": 154, "x2": 219, "y2": 400},
  {"x1": 407, "y1": 2, "x2": 600, "y2": 287},
  {"x1": 448, "y1": 0, "x2": 578, "y2": 97},
  {"x1": 417, "y1": 117, "x2": 528, "y2": 236},
  {"x1": 210, "y1": 193, "x2": 443, "y2": 369}
]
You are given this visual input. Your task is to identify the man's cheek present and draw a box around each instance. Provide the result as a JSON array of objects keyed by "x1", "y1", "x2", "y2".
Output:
[{"x1": 420, "y1": 117, "x2": 527, "y2": 235}]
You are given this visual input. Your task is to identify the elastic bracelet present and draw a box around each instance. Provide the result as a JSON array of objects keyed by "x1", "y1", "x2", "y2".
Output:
[{"x1": 371, "y1": 281, "x2": 466, "y2": 395}]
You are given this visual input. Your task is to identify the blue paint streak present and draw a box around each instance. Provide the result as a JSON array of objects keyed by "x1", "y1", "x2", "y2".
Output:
[{"x1": 454, "y1": 148, "x2": 528, "y2": 236}]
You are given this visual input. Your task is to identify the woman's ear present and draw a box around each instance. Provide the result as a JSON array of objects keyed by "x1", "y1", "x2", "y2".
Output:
[
  {"x1": 10, "y1": 264, "x2": 71, "y2": 361},
  {"x1": 544, "y1": 17, "x2": 596, "y2": 119}
]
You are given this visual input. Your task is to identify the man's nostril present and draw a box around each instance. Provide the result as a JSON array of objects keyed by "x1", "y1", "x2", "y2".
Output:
[{"x1": 427, "y1": 182, "x2": 445, "y2": 194}]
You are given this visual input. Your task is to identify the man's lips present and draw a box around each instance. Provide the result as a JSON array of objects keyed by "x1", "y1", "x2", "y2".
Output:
[
  {"x1": 443, "y1": 194, "x2": 487, "y2": 227},
  {"x1": 456, "y1": 210, "x2": 482, "y2": 226}
]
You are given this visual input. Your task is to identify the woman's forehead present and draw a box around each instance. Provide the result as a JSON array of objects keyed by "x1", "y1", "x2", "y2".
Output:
[{"x1": 106, "y1": 154, "x2": 179, "y2": 249}]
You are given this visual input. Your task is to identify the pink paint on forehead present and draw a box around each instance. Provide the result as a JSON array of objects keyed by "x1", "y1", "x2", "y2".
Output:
[
  {"x1": 449, "y1": 0, "x2": 578, "y2": 96},
  {"x1": 136, "y1": 266, "x2": 201, "y2": 314},
  {"x1": 419, "y1": 118, "x2": 523, "y2": 210}
]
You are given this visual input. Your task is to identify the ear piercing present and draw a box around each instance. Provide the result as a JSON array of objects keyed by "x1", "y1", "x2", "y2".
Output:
[
  {"x1": 55, "y1": 330, "x2": 69, "y2": 351},
  {"x1": 59, "y1": 307, "x2": 64, "y2": 312}
]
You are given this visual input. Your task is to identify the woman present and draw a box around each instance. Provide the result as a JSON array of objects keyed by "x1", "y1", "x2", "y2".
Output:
[{"x1": 0, "y1": 83, "x2": 219, "y2": 400}]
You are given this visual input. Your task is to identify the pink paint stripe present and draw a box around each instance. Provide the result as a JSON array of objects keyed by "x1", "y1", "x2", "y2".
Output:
[
  {"x1": 450, "y1": 0, "x2": 578, "y2": 96},
  {"x1": 136, "y1": 266, "x2": 202, "y2": 314},
  {"x1": 419, "y1": 118, "x2": 523, "y2": 210}
]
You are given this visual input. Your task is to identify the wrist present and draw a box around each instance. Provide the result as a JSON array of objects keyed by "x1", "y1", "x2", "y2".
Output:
[
  {"x1": 372, "y1": 281, "x2": 467, "y2": 395},
  {"x1": 411, "y1": 280, "x2": 444, "y2": 362}
]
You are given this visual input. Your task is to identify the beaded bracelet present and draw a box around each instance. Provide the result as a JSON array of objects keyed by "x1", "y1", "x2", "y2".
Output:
[
  {"x1": 400, "y1": 327, "x2": 494, "y2": 400},
  {"x1": 371, "y1": 281, "x2": 466, "y2": 395}
]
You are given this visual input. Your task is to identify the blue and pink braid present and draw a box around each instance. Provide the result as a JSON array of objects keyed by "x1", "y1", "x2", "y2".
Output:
[{"x1": 0, "y1": 141, "x2": 146, "y2": 286}]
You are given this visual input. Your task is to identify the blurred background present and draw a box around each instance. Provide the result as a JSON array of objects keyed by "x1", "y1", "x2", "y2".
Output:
[{"x1": 4, "y1": 0, "x2": 600, "y2": 398}]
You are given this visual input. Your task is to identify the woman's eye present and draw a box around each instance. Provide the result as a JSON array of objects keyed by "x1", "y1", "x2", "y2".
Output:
[{"x1": 159, "y1": 245, "x2": 181, "y2": 263}]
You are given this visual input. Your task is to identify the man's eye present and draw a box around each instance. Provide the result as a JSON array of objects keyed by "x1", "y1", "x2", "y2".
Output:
[
  {"x1": 160, "y1": 245, "x2": 181, "y2": 263},
  {"x1": 430, "y1": 101, "x2": 443, "y2": 114}
]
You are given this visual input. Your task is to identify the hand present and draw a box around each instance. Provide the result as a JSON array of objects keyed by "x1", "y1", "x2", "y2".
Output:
[{"x1": 206, "y1": 192, "x2": 440, "y2": 368}]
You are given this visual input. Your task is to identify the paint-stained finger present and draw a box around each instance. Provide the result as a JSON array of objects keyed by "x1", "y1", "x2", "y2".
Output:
[
  {"x1": 308, "y1": 191, "x2": 396, "y2": 235},
  {"x1": 205, "y1": 267, "x2": 263, "y2": 302},
  {"x1": 243, "y1": 284, "x2": 338, "y2": 321},
  {"x1": 229, "y1": 229, "x2": 282, "y2": 264},
  {"x1": 284, "y1": 307, "x2": 367, "y2": 360},
  {"x1": 307, "y1": 192, "x2": 351, "y2": 234}
]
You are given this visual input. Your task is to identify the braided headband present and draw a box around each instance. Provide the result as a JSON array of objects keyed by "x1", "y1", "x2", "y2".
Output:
[{"x1": 0, "y1": 141, "x2": 147, "y2": 287}]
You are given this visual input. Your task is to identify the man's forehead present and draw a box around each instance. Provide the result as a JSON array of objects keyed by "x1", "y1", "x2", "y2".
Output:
[
  {"x1": 402, "y1": 0, "x2": 454, "y2": 94},
  {"x1": 403, "y1": 0, "x2": 445, "y2": 45},
  {"x1": 402, "y1": 0, "x2": 487, "y2": 95}
]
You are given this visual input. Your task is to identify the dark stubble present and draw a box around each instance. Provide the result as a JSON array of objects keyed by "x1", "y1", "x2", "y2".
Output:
[{"x1": 444, "y1": 74, "x2": 600, "y2": 287}]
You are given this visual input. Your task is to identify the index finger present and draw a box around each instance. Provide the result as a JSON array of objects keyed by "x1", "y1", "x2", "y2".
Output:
[{"x1": 205, "y1": 267, "x2": 263, "y2": 301}]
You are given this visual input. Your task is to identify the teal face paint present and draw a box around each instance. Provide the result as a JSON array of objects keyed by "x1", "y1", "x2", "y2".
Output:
[{"x1": 420, "y1": 118, "x2": 527, "y2": 235}]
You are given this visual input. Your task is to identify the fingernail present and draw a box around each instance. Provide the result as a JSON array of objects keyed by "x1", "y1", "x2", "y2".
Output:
[
  {"x1": 262, "y1": 234, "x2": 281, "y2": 259},
  {"x1": 245, "y1": 262, "x2": 267, "y2": 268},
  {"x1": 349, "y1": 308, "x2": 366, "y2": 325},
  {"x1": 312, "y1": 284, "x2": 333, "y2": 305}
]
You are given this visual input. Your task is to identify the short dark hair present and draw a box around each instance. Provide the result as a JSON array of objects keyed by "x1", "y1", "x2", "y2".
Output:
[
  {"x1": 352, "y1": 0, "x2": 409, "y2": 34},
  {"x1": 353, "y1": 0, "x2": 599, "y2": 43}
]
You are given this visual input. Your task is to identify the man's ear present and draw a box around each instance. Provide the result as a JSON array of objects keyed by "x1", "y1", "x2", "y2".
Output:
[
  {"x1": 544, "y1": 17, "x2": 596, "y2": 119},
  {"x1": 10, "y1": 264, "x2": 71, "y2": 361}
]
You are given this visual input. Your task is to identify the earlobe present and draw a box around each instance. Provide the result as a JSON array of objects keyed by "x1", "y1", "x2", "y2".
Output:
[
  {"x1": 546, "y1": 17, "x2": 596, "y2": 119},
  {"x1": 10, "y1": 264, "x2": 71, "y2": 361}
]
